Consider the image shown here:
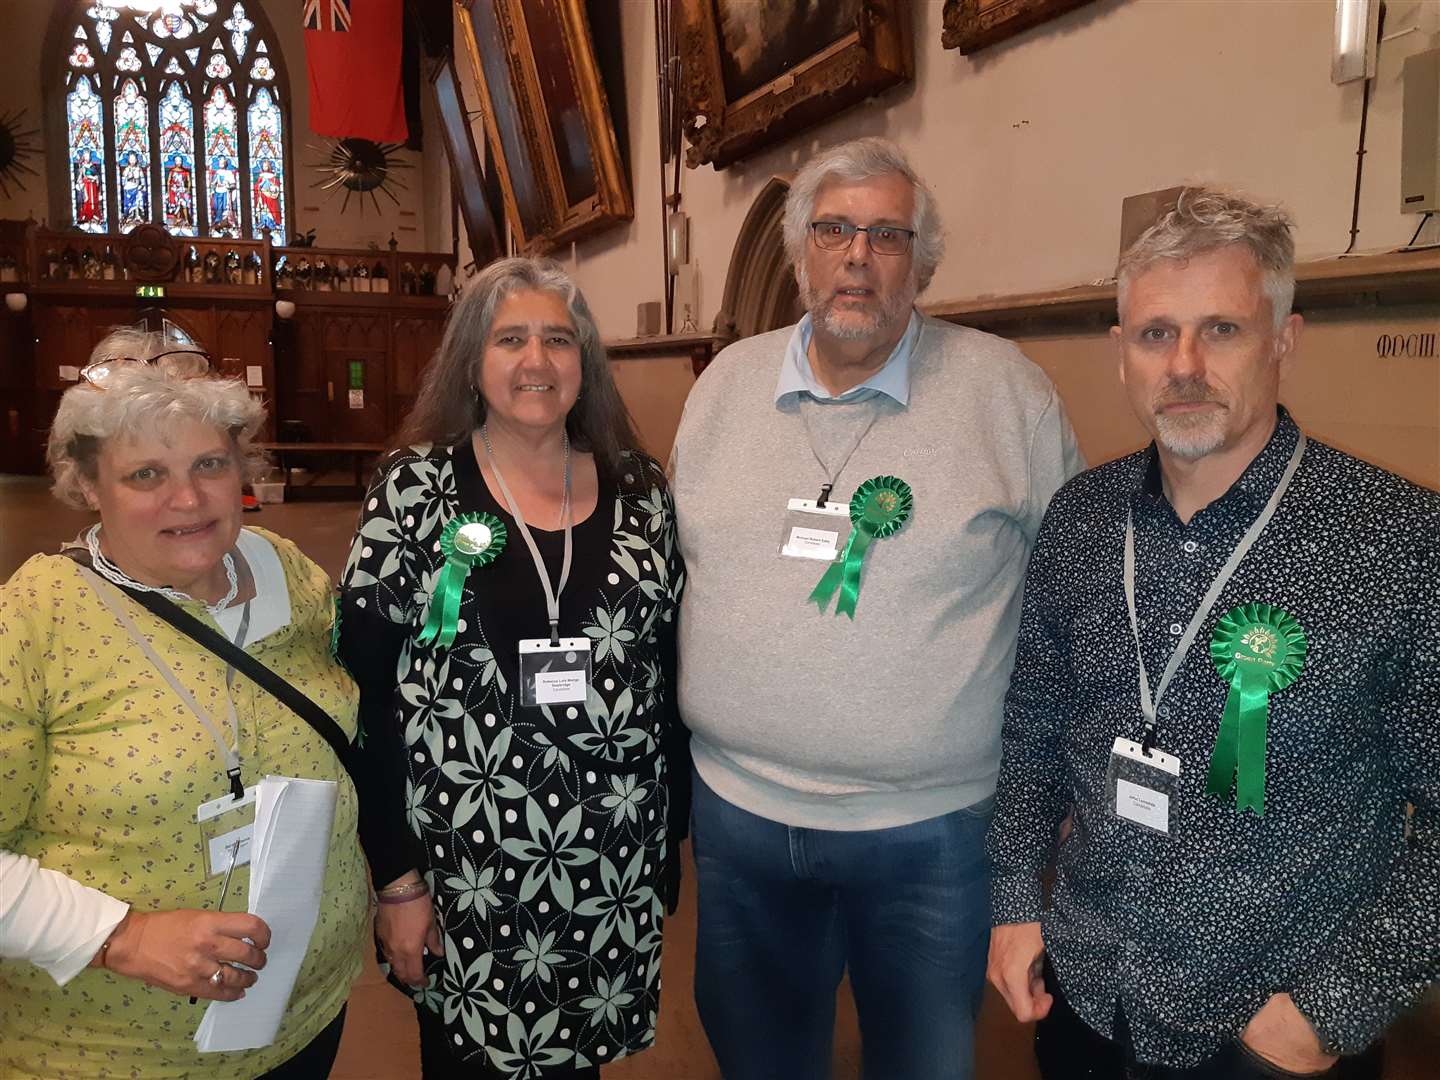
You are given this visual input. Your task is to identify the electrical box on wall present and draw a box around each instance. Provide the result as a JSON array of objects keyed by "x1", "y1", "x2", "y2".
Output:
[
  {"x1": 1401, "y1": 47, "x2": 1440, "y2": 213},
  {"x1": 1118, "y1": 188, "x2": 1185, "y2": 258}
]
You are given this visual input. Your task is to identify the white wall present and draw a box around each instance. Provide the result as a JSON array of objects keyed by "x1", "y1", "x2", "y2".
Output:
[
  {"x1": 0, "y1": 0, "x2": 439, "y2": 251},
  {"x1": 531, "y1": 0, "x2": 1440, "y2": 340}
]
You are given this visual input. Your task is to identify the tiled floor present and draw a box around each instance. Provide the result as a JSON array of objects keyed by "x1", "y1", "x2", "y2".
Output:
[{"x1": 2, "y1": 475, "x2": 1434, "y2": 1079}]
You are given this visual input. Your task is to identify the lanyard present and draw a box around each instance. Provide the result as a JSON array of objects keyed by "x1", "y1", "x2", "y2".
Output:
[
  {"x1": 798, "y1": 400, "x2": 882, "y2": 508},
  {"x1": 82, "y1": 567, "x2": 250, "y2": 799},
  {"x1": 1123, "y1": 433, "x2": 1306, "y2": 747},
  {"x1": 481, "y1": 425, "x2": 572, "y2": 646}
]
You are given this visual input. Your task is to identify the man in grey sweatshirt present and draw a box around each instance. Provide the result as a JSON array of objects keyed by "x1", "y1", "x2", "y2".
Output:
[{"x1": 670, "y1": 137, "x2": 1084, "y2": 1080}]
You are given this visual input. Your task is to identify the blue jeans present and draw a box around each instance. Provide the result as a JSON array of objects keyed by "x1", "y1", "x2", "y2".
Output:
[{"x1": 692, "y1": 772, "x2": 993, "y2": 1080}]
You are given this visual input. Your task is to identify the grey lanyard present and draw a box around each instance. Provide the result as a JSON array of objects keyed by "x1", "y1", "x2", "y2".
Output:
[
  {"x1": 82, "y1": 566, "x2": 249, "y2": 799},
  {"x1": 1123, "y1": 433, "x2": 1307, "y2": 743},
  {"x1": 798, "y1": 401, "x2": 882, "y2": 508},
  {"x1": 223, "y1": 601, "x2": 253, "y2": 768},
  {"x1": 480, "y1": 425, "x2": 572, "y2": 645}
]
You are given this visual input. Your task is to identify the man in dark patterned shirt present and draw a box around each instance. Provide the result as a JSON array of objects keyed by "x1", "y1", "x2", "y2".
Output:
[{"x1": 987, "y1": 187, "x2": 1439, "y2": 1079}]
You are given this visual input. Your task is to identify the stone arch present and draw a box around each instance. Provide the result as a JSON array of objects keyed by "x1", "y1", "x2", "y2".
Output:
[{"x1": 713, "y1": 176, "x2": 801, "y2": 341}]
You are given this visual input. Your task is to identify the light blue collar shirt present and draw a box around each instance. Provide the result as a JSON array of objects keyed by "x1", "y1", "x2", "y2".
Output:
[{"x1": 773, "y1": 309, "x2": 921, "y2": 407}]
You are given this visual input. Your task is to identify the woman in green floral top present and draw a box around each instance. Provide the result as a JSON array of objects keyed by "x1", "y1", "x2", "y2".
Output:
[{"x1": 339, "y1": 258, "x2": 687, "y2": 1079}]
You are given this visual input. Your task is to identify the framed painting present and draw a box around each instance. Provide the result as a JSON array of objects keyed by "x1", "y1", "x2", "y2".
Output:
[
  {"x1": 941, "y1": 0, "x2": 1097, "y2": 54},
  {"x1": 430, "y1": 52, "x2": 502, "y2": 269},
  {"x1": 678, "y1": 0, "x2": 913, "y2": 170},
  {"x1": 458, "y1": 0, "x2": 632, "y2": 252}
]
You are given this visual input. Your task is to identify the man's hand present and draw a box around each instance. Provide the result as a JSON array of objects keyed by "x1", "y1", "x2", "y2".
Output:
[
  {"x1": 987, "y1": 921, "x2": 1053, "y2": 1023},
  {"x1": 1240, "y1": 993, "x2": 1338, "y2": 1073}
]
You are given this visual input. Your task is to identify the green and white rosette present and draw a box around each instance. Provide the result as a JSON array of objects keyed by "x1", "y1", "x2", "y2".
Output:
[
  {"x1": 810, "y1": 475, "x2": 913, "y2": 619},
  {"x1": 1205, "y1": 602, "x2": 1306, "y2": 816},
  {"x1": 416, "y1": 512, "x2": 507, "y2": 649}
]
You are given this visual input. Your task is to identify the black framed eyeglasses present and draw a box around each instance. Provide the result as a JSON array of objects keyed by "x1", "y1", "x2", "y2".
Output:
[
  {"x1": 81, "y1": 349, "x2": 212, "y2": 388},
  {"x1": 809, "y1": 220, "x2": 916, "y2": 256}
]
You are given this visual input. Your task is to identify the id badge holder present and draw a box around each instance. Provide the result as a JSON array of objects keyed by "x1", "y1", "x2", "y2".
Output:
[
  {"x1": 196, "y1": 785, "x2": 258, "y2": 877},
  {"x1": 778, "y1": 497, "x2": 851, "y2": 561},
  {"x1": 520, "y1": 637, "x2": 593, "y2": 706},
  {"x1": 1104, "y1": 737, "x2": 1181, "y2": 835}
]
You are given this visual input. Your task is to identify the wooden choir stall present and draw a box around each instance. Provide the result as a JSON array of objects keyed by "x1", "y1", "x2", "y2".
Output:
[{"x1": 0, "y1": 218, "x2": 456, "y2": 495}]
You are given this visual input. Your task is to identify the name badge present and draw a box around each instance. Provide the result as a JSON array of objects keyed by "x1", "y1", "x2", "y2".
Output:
[
  {"x1": 519, "y1": 637, "x2": 593, "y2": 706},
  {"x1": 779, "y1": 497, "x2": 850, "y2": 561},
  {"x1": 197, "y1": 785, "x2": 257, "y2": 876},
  {"x1": 783, "y1": 526, "x2": 839, "y2": 561},
  {"x1": 1105, "y1": 737, "x2": 1181, "y2": 836}
]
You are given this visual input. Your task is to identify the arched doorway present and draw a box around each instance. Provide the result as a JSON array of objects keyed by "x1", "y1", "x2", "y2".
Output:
[{"x1": 714, "y1": 176, "x2": 802, "y2": 341}]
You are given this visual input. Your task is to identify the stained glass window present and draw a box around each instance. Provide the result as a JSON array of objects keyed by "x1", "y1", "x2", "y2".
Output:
[
  {"x1": 225, "y1": 3, "x2": 253, "y2": 60},
  {"x1": 248, "y1": 87, "x2": 285, "y2": 243},
  {"x1": 66, "y1": 76, "x2": 107, "y2": 234},
  {"x1": 151, "y1": 12, "x2": 193, "y2": 40},
  {"x1": 86, "y1": 4, "x2": 117, "y2": 53},
  {"x1": 57, "y1": 1, "x2": 289, "y2": 240},
  {"x1": 204, "y1": 85, "x2": 241, "y2": 238},
  {"x1": 159, "y1": 82, "x2": 198, "y2": 236},
  {"x1": 113, "y1": 78, "x2": 152, "y2": 233}
]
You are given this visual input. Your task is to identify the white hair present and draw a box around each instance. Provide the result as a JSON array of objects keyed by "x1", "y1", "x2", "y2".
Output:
[
  {"x1": 1117, "y1": 186, "x2": 1296, "y2": 329},
  {"x1": 47, "y1": 328, "x2": 267, "y2": 509},
  {"x1": 782, "y1": 137, "x2": 945, "y2": 294}
]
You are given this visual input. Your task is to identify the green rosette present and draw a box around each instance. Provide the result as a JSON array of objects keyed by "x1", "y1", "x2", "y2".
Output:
[
  {"x1": 810, "y1": 475, "x2": 913, "y2": 619},
  {"x1": 1205, "y1": 602, "x2": 1306, "y2": 816},
  {"x1": 416, "y1": 512, "x2": 507, "y2": 649}
]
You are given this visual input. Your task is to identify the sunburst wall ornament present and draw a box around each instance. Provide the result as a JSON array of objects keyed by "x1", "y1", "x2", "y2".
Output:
[
  {"x1": 0, "y1": 108, "x2": 41, "y2": 200},
  {"x1": 309, "y1": 137, "x2": 411, "y2": 215}
]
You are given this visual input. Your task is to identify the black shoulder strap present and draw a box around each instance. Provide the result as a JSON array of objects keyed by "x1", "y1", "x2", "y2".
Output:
[{"x1": 65, "y1": 548, "x2": 359, "y2": 784}]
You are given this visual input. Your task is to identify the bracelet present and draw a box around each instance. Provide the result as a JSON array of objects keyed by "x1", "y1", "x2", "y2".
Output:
[
  {"x1": 375, "y1": 880, "x2": 429, "y2": 904},
  {"x1": 96, "y1": 914, "x2": 128, "y2": 970},
  {"x1": 376, "y1": 887, "x2": 430, "y2": 906}
]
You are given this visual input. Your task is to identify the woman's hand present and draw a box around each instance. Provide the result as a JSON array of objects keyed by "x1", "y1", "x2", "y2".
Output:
[
  {"x1": 375, "y1": 872, "x2": 443, "y2": 988},
  {"x1": 95, "y1": 909, "x2": 271, "y2": 1001}
]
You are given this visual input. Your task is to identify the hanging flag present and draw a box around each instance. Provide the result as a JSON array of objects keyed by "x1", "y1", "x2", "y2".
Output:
[{"x1": 304, "y1": 0, "x2": 408, "y2": 144}]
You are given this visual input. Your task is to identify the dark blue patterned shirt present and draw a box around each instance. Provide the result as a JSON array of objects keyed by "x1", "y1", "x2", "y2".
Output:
[{"x1": 989, "y1": 407, "x2": 1440, "y2": 1066}]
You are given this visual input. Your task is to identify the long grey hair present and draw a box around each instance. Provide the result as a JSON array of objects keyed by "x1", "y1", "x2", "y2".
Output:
[{"x1": 395, "y1": 257, "x2": 639, "y2": 478}]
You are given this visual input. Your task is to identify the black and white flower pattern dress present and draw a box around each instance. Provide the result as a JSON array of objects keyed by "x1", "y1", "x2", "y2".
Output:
[{"x1": 339, "y1": 440, "x2": 685, "y2": 1077}]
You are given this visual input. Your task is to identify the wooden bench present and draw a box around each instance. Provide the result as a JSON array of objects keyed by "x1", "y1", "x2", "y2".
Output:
[{"x1": 257, "y1": 441, "x2": 385, "y2": 498}]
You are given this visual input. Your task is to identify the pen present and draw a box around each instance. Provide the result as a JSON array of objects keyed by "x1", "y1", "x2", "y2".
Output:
[{"x1": 190, "y1": 836, "x2": 243, "y2": 1005}]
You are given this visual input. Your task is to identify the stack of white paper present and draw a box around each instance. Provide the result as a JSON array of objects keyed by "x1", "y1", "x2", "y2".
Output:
[{"x1": 195, "y1": 775, "x2": 338, "y2": 1053}]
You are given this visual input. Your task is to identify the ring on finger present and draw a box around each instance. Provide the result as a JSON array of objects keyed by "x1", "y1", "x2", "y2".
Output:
[{"x1": 209, "y1": 966, "x2": 226, "y2": 985}]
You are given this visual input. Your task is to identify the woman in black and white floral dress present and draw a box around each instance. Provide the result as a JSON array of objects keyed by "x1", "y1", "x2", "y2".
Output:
[{"x1": 339, "y1": 258, "x2": 687, "y2": 1080}]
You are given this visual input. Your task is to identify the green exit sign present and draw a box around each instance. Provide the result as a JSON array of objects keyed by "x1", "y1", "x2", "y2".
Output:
[{"x1": 135, "y1": 284, "x2": 166, "y2": 298}]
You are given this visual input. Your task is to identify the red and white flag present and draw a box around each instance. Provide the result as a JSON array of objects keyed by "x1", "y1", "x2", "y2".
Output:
[{"x1": 304, "y1": 0, "x2": 407, "y2": 143}]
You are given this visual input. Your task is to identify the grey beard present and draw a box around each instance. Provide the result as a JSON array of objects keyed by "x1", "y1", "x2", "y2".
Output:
[
  {"x1": 804, "y1": 279, "x2": 915, "y2": 342},
  {"x1": 1149, "y1": 377, "x2": 1231, "y2": 460},
  {"x1": 1153, "y1": 409, "x2": 1228, "y2": 460},
  {"x1": 817, "y1": 303, "x2": 893, "y2": 340}
]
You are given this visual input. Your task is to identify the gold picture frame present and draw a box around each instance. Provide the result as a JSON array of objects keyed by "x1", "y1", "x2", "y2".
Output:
[
  {"x1": 941, "y1": 0, "x2": 1097, "y2": 55},
  {"x1": 678, "y1": 0, "x2": 913, "y2": 171},
  {"x1": 457, "y1": 0, "x2": 632, "y2": 252}
]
